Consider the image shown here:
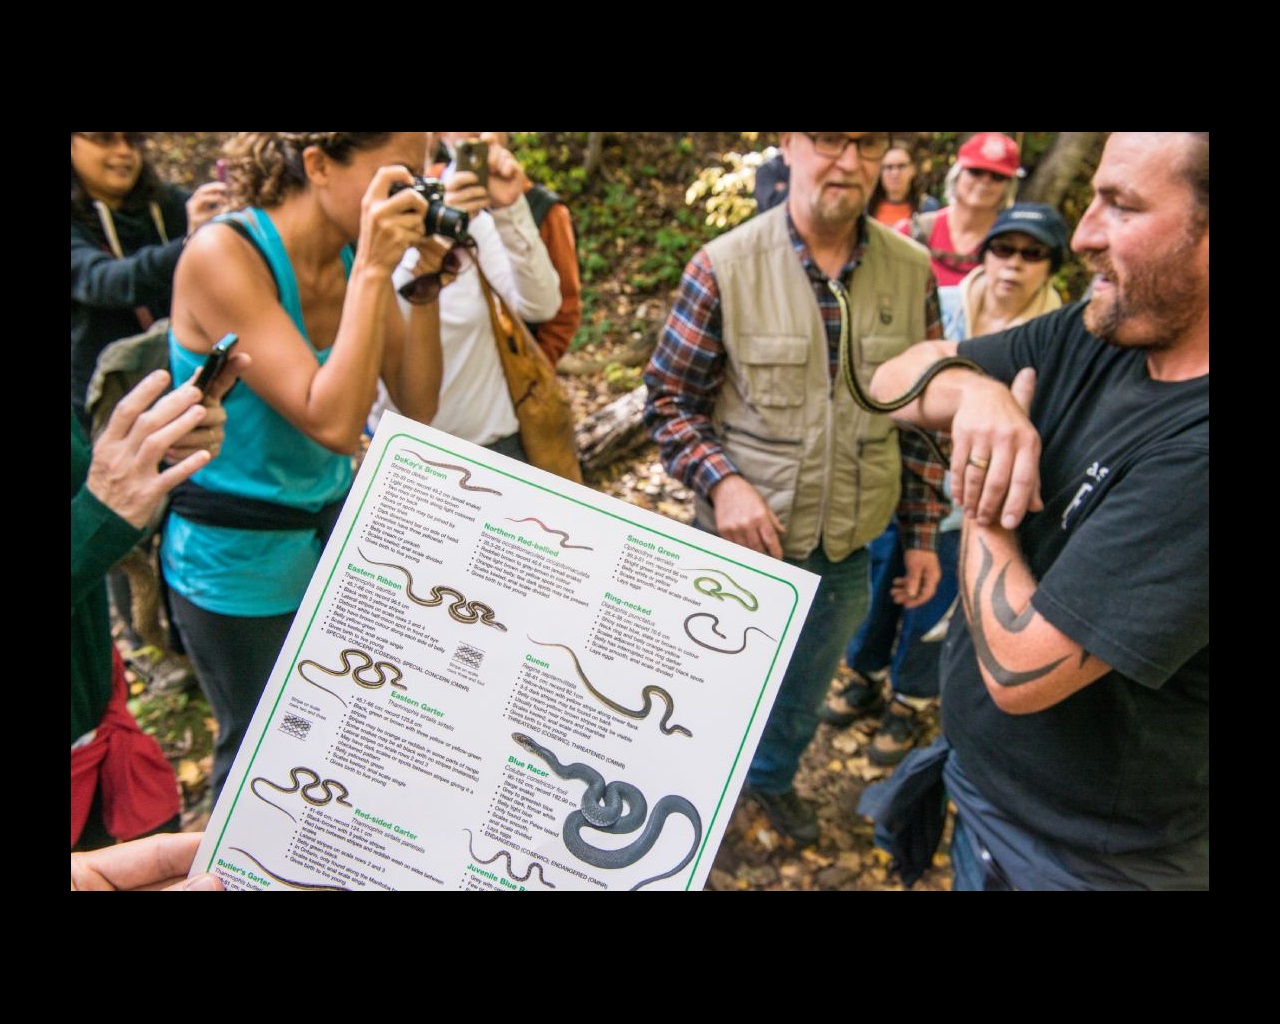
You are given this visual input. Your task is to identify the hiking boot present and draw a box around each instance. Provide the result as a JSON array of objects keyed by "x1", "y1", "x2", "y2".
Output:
[
  {"x1": 744, "y1": 785, "x2": 819, "y2": 847},
  {"x1": 820, "y1": 668, "x2": 888, "y2": 727},
  {"x1": 867, "y1": 699, "x2": 922, "y2": 766}
]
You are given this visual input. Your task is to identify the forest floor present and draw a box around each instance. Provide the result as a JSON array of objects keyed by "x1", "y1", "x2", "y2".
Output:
[{"x1": 123, "y1": 132, "x2": 955, "y2": 890}]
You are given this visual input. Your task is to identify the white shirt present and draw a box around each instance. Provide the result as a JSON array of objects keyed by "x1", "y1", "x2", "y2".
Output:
[{"x1": 369, "y1": 194, "x2": 561, "y2": 445}]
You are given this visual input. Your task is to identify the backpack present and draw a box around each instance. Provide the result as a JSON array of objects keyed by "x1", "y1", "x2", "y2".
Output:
[{"x1": 84, "y1": 317, "x2": 173, "y2": 538}]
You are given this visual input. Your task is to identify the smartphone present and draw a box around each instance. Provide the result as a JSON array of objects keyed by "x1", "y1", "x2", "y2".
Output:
[
  {"x1": 194, "y1": 333, "x2": 239, "y2": 394},
  {"x1": 456, "y1": 139, "x2": 489, "y2": 188},
  {"x1": 215, "y1": 158, "x2": 229, "y2": 183}
]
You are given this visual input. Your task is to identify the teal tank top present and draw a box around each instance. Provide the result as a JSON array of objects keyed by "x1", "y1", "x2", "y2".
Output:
[{"x1": 161, "y1": 208, "x2": 356, "y2": 616}]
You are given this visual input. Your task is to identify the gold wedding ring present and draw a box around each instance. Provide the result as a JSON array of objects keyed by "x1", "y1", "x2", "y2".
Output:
[{"x1": 967, "y1": 455, "x2": 991, "y2": 471}]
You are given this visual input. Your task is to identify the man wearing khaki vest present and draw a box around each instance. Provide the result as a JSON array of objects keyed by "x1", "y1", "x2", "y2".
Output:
[{"x1": 643, "y1": 132, "x2": 948, "y2": 846}]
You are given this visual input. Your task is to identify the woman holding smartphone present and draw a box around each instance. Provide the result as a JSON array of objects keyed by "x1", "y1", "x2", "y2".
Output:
[{"x1": 161, "y1": 132, "x2": 451, "y2": 803}]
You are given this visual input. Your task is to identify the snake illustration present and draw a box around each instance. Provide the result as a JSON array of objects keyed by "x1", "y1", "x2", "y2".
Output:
[
  {"x1": 227, "y1": 846, "x2": 351, "y2": 891},
  {"x1": 683, "y1": 613, "x2": 775, "y2": 654},
  {"x1": 298, "y1": 647, "x2": 405, "y2": 707},
  {"x1": 505, "y1": 516, "x2": 593, "y2": 551},
  {"x1": 463, "y1": 828, "x2": 555, "y2": 888},
  {"x1": 527, "y1": 636, "x2": 691, "y2": 737},
  {"x1": 251, "y1": 766, "x2": 353, "y2": 824},
  {"x1": 358, "y1": 547, "x2": 507, "y2": 631},
  {"x1": 691, "y1": 568, "x2": 759, "y2": 611},
  {"x1": 400, "y1": 448, "x2": 502, "y2": 494},
  {"x1": 512, "y1": 733, "x2": 702, "y2": 891}
]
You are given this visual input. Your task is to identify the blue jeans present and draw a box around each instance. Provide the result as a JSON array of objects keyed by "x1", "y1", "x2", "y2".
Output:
[
  {"x1": 844, "y1": 522, "x2": 959, "y2": 700},
  {"x1": 746, "y1": 546, "x2": 870, "y2": 794}
]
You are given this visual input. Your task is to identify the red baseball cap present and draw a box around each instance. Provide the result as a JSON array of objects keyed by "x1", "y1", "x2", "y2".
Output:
[{"x1": 957, "y1": 132, "x2": 1023, "y2": 178}]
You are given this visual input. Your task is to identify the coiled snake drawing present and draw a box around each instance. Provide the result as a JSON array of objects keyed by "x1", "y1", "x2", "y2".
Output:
[
  {"x1": 512, "y1": 732, "x2": 702, "y2": 891},
  {"x1": 527, "y1": 636, "x2": 691, "y2": 737},
  {"x1": 682, "y1": 569, "x2": 776, "y2": 653},
  {"x1": 251, "y1": 766, "x2": 352, "y2": 824},
  {"x1": 298, "y1": 647, "x2": 405, "y2": 707},
  {"x1": 358, "y1": 547, "x2": 507, "y2": 631}
]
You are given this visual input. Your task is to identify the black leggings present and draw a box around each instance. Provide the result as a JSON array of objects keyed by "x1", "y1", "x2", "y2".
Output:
[{"x1": 167, "y1": 591, "x2": 295, "y2": 805}]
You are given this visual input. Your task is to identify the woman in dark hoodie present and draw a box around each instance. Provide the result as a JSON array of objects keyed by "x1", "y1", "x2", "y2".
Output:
[{"x1": 70, "y1": 131, "x2": 227, "y2": 430}]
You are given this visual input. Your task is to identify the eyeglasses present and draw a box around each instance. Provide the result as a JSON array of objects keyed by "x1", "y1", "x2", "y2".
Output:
[
  {"x1": 801, "y1": 133, "x2": 891, "y2": 161},
  {"x1": 398, "y1": 237, "x2": 476, "y2": 305},
  {"x1": 880, "y1": 163, "x2": 912, "y2": 172},
  {"x1": 964, "y1": 166, "x2": 1011, "y2": 183},
  {"x1": 986, "y1": 240, "x2": 1052, "y2": 263},
  {"x1": 74, "y1": 132, "x2": 149, "y2": 149}
]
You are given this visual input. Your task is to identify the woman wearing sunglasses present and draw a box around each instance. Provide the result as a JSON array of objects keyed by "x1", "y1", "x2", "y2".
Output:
[
  {"x1": 901, "y1": 132, "x2": 1023, "y2": 286},
  {"x1": 71, "y1": 132, "x2": 232, "y2": 696},
  {"x1": 70, "y1": 132, "x2": 230, "y2": 432},
  {"x1": 160, "y1": 132, "x2": 451, "y2": 804},
  {"x1": 944, "y1": 202, "x2": 1068, "y2": 340}
]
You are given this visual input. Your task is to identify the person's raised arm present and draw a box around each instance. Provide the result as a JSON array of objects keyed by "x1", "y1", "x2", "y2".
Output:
[{"x1": 173, "y1": 166, "x2": 430, "y2": 454}]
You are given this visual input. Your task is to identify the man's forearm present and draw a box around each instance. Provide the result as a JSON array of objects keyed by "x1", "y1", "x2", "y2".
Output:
[{"x1": 870, "y1": 340, "x2": 972, "y2": 430}]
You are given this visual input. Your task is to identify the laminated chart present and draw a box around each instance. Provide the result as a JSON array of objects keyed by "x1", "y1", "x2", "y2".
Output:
[{"x1": 195, "y1": 412, "x2": 818, "y2": 891}]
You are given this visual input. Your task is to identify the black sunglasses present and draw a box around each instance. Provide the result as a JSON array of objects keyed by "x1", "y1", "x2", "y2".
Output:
[
  {"x1": 986, "y1": 240, "x2": 1051, "y2": 263},
  {"x1": 964, "y1": 166, "x2": 1011, "y2": 183},
  {"x1": 75, "y1": 132, "x2": 149, "y2": 149},
  {"x1": 398, "y1": 237, "x2": 476, "y2": 305}
]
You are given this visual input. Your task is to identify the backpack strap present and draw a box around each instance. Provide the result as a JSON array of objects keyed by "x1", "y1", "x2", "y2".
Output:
[{"x1": 524, "y1": 183, "x2": 564, "y2": 230}]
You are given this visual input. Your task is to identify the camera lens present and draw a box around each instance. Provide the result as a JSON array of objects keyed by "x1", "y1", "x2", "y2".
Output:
[{"x1": 426, "y1": 202, "x2": 469, "y2": 241}]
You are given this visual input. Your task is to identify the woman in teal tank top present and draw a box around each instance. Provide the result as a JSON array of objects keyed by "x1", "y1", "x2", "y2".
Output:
[{"x1": 162, "y1": 132, "x2": 452, "y2": 802}]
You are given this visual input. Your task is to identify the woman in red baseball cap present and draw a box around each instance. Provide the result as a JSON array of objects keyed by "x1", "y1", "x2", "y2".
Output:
[{"x1": 899, "y1": 132, "x2": 1023, "y2": 286}]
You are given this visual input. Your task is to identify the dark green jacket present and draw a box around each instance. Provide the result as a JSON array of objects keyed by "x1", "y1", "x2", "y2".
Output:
[{"x1": 71, "y1": 408, "x2": 144, "y2": 743}]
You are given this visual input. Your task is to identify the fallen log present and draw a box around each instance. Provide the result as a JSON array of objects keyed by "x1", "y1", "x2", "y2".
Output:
[{"x1": 574, "y1": 384, "x2": 650, "y2": 473}]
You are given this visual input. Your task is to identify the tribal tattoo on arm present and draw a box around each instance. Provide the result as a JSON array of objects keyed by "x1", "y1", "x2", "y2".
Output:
[{"x1": 960, "y1": 524, "x2": 1087, "y2": 690}]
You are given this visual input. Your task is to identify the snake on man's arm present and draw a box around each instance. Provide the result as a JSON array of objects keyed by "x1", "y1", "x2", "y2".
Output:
[
  {"x1": 512, "y1": 733, "x2": 702, "y2": 891},
  {"x1": 526, "y1": 636, "x2": 691, "y2": 737}
]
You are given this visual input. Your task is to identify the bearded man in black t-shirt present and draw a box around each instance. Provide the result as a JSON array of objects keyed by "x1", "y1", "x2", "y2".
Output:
[{"x1": 869, "y1": 133, "x2": 1209, "y2": 890}]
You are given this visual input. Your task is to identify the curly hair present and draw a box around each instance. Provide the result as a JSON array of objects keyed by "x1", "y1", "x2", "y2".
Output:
[
  {"x1": 69, "y1": 132, "x2": 165, "y2": 242},
  {"x1": 219, "y1": 132, "x2": 396, "y2": 209}
]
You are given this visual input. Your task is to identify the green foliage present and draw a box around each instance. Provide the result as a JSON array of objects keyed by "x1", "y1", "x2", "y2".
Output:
[{"x1": 684, "y1": 147, "x2": 773, "y2": 235}]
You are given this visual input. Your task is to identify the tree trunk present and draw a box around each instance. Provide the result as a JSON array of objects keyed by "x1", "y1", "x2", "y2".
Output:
[
  {"x1": 1021, "y1": 132, "x2": 1105, "y2": 206},
  {"x1": 584, "y1": 132, "x2": 605, "y2": 180},
  {"x1": 574, "y1": 384, "x2": 649, "y2": 472}
]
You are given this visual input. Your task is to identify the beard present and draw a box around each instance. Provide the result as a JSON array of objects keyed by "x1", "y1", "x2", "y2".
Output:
[{"x1": 1084, "y1": 231, "x2": 1206, "y2": 349}]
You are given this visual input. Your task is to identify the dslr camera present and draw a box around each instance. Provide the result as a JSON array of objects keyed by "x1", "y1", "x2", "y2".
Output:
[{"x1": 389, "y1": 176, "x2": 470, "y2": 241}]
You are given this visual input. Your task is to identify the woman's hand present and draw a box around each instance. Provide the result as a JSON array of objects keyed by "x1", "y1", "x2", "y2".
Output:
[
  {"x1": 185, "y1": 182, "x2": 230, "y2": 235},
  {"x1": 359, "y1": 166, "x2": 432, "y2": 276}
]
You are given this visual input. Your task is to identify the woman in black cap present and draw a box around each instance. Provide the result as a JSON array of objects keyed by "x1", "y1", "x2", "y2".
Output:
[{"x1": 942, "y1": 201, "x2": 1068, "y2": 339}]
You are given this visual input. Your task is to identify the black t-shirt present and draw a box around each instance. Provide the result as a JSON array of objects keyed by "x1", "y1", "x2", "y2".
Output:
[{"x1": 945, "y1": 302, "x2": 1209, "y2": 854}]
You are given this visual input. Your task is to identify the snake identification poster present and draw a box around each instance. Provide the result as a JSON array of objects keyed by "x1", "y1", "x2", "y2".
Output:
[{"x1": 193, "y1": 411, "x2": 819, "y2": 891}]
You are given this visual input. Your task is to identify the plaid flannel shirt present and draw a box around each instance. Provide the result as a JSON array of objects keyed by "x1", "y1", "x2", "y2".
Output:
[{"x1": 643, "y1": 212, "x2": 949, "y2": 552}]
